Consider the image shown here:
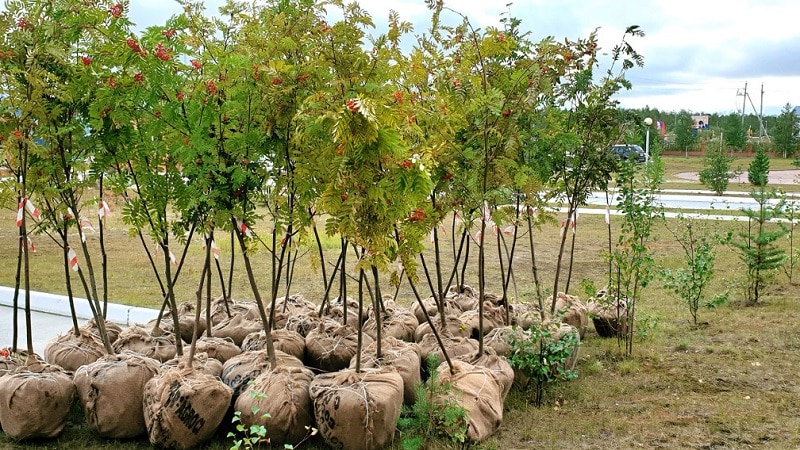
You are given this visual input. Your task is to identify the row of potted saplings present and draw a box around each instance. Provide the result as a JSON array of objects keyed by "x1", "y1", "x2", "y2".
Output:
[{"x1": 0, "y1": 286, "x2": 620, "y2": 449}]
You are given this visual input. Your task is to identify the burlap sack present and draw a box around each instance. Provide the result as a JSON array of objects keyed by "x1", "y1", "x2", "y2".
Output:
[
  {"x1": 221, "y1": 350, "x2": 304, "y2": 397},
  {"x1": 0, "y1": 348, "x2": 25, "y2": 376},
  {"x1": 434, "y1": 360, "x2": 503, "y2": 442},
  {"x1": 203, "y1": 296, "x2": 257, "y2": 327},
  {"x1": 235, "y1": 365, "x2": 315, "y2": 447},
  {"x1": 269, "y1": 294, "x2": 318, "y2": 317},
  {"x1": 417, "y1": 335, "x2": 480, "y2": 368},
  {"x1": 587, "y1": 296, "x2": 629, "y2": 338},
  {"x1": 362, "y1": 308, "x2": 418, "y2": 342},
  {"x1": 456, "y1": 348, "x2": 515, "y2": 400},
  {"x1": 484, "y1": 325, "x2": 529, "y2": 358},
  {"x1": 323, "y1": 296, "x2": 366, "y2": 326},
  {"x1": 310, "y1": 367, "x2": 404, "y2": 450},
  {"x1": 113, "y1": 325, "x2": 178, "y2": 362},
  {"x1": 81, "y1": 318, "x2": 123, "y2": 344},
  {"x1": 305, "y1": 321, "x2": 372, "y2": 373},
  {"x1": 43, "y1": 328, "x2": 106, "y2": 372},
  {"x1": 0, "y1": 360, "x2": 75, "y2": 440},
  {"x1": 162, "y1": 352, "x2": 223, "y2": 377},
  {"x1": 414, "y1": 315, "x2": 471, "y2": 342},
  {"x1": 284, "y1": 312, "x2": 322, "y2": 337},
  {"x1": 143, "y1": 365, "x2": 233, "y2": 449},
  {"x1": 366, "y1": 296, "x2": 398, "y2": 318},
  {"x1": 350, "y1": 336, "x2": 422, "y2": 405},
  {"x1": 446, "y1": 291, "x2": 479, "y2": 312},
  {"x1": 211, "y1": 313, "x2": 263, "y2": 346},
  {"x1": 458, "y1": 301, "x2": 508, "y2": 339},
  {"x1": 509, "y1": 302, "x2": 545, "y2": 330},
  {"x1": 410, "y1": 297, "x2": 461, "y2": 325},
  {"x1": 242, "y1": 328, "x2": 305, "y2": 362},
  {"x1": 73, "y1": 351, "x2": 161, "y2": 438},
  {"x1": 148, "y1": 302, "x2": 207, "y2": 343},
  {"x1": 192, "y1": 336, "x2": 241, "y2": 363},
  {"x1": 550, "y1": 292, "x2": 589, "y2": 339}
]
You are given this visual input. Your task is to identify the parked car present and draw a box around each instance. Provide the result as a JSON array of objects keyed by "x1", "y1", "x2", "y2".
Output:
[{"x1": 610, "y1": 144, "x2": 646, "y2": 163}]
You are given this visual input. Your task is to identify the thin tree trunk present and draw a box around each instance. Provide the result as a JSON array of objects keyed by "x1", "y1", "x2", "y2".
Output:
[{"x1": 233, "y1": 216, "x2": 277, "y2": 367}]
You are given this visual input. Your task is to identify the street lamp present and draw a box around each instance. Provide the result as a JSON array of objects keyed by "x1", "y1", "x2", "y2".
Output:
[{"x1": 644, "y1": 117, "x2": 653, "y2": 163}]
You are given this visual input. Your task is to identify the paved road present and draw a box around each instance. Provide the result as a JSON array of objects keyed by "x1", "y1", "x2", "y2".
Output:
[
  {"x1": 0, "y1": 306, "x2": 75, "y2": 354},
  {"x1": 0, "y1": 286, "x2": 157, "y2": 356}
]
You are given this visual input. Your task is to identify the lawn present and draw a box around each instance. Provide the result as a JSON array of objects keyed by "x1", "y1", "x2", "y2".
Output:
[{"x1": 2, "y1": 155, "x2": 800, "y2": 449}]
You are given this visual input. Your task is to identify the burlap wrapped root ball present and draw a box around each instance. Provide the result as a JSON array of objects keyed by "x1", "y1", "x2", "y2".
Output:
[
  {"x1": 549, "y1": 292, "x2": 589, "y2": 339},
  {"x1": 457, "y1": 301, "x2": 509, "y2": 339},
  {"x1": 203, "y1": 297, "x2": 257, "y2": 327},
  {"x1": 221, "y1": 349, "x2": 304, "y2": 398},
  {"x1": 191, "y1": 336, "x2": 241, "y2": 363},
  {"x1": 310, "y1": 367, "x2": 404, "y2": 450},
  {"x1": 234, "y1": 365, "x2": 315, "y2": 447},
  {"x1": 113, "y1": 324, "x2": 178, "y2": 362},
  {"x1": 143, "y1": 365, "x2": 233, "y2": 449},
  {"x1": 162, "y1": 352, "x2": 223, "y2": 377},
  {"x1": 43, "y1": 328, "x2": 106, "y2": 372},
  {"x1": 350, "y1": 336, "x2": 422, "y2": 406},
  {"x1": 434, "y1": 360, "x2": 503, "y2": 443},
  {"x1": 73, "y1": 352, "x2": 161, "y2": 438},
  {"x1": 417, "y1": 334, "x2": 480, "y2": 370},
  {"x1": 410, "y1": 297, "x2": 461, "y2": 325},
  {"x1": 242, "y1": 328, "x2": 305, "y2": 362},
  {"x1": 305, "y1": 321, "x2": 372, "y2": 373},
  {"x1": 147, "y1": 301, "x2": 206, "y2": 343},
  {"x1": 414, "y1": 315, "x2": 471, "y2": 342},
  {"x1": 0, "y1": 348, "x2": 26, "y2": 375},
  {"x1": 211, "y1": 313, "x2": 263, "y2": 347},
  {"x1": 587, "y1": 294, "x2": 629, "y2": 338},
  {"x1": 81, "y1": 318, "x2": 123, "y2": 344},
  {"x1": 0, "y1": 359, "x2": 75, "y2": 441},
  {"x1": 455, "y1": 348, "x2": 515, "y2": 401},
  {"x1": 362, "y1": 307, "x2": 418, "y2": 342}
]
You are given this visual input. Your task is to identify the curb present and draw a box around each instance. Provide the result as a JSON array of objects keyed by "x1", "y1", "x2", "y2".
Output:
[{"x1": 0, "y1": 286, "x2": 157, "y2": 326}]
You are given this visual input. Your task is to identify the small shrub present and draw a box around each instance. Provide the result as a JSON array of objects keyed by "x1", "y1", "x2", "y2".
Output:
[
  {"x1": 635, "y1": 313, "x2": 661, "y2": 341},
  {"x1": 398, "y1": 356, "x2": 469, "y2": 450},
  {"x1": 228, "y1": 405, "x2": 268, "y2": 450},
  {"x1": 507, "y1": 323, "x2": 579, "y2": 407}
]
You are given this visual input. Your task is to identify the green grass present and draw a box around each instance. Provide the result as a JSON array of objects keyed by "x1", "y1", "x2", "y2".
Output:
[{"x1": 3, "y1": 156, "x2": 800, "y2": 448}]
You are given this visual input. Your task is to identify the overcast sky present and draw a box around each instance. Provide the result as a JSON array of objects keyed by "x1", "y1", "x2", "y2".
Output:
[{"x1": 16, "y1": 0, "x2": 800, "y2": 116}]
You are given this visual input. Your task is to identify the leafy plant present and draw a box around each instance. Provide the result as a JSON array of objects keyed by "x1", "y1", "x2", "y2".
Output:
[
  {"x1": 609, "y1": 150, "x2": 664, "y2": 356},
  {"x1": 398, "y1": 355, "x2": 469, "y2": 449},
  {"x1": 507, "y1": 323, "x2": 579, "y2": 407},
  {"x1": 661, "y1": 214, "x2": 731, "y2": 325},
  {"x1": 634, "y1": 313, "x2": 661, "y2": 341},
  {"x1": 229, "y1": 388, "x2": 269, "y2": 450}
]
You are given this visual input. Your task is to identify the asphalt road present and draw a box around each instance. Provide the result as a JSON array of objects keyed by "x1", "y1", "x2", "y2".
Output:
[{"x1": 0, "y1": 306, "x2": 74, "y2": 354}]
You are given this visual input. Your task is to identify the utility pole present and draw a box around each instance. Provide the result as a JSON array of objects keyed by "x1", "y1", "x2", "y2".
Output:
[
  {"x1": 759, "y1": 83, "x2": 767, "y2": 138},
  {"x1": 741, "y1": 81, "x2": 748, "y2": 126}
]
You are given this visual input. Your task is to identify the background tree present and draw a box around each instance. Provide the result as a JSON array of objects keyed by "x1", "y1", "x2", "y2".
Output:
[
  {"x1": 731, "y1": 146, "x2": 787, "y2": 305},
  {"x1": 772, "y1": 103, "x2": 799, "y2": 158},
  {"x1": 722, "y1": 113, "x2": 747, "y2": 150},
  {"x1": 699, "y1": 142, "x2": 740, "y2": 195},
  {"x1": 673, "y1": 111, "x2": 696, "y2": 151}
]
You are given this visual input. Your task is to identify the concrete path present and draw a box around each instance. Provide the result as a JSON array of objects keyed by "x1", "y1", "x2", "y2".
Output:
[{"x1": 0, "y1": 286, "x2": 157, "y2": 355}]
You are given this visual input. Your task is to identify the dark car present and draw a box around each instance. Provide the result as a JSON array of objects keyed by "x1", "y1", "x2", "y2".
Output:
[{"x1": 610, "y1": 144, "x2": 646, "y2": 163}]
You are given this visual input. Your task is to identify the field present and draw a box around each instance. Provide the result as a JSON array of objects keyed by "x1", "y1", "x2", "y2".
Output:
[{"x1": 2, "y1": 155, "x2": 800, "y2": 449}]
